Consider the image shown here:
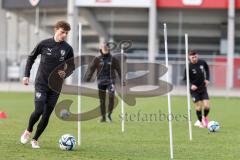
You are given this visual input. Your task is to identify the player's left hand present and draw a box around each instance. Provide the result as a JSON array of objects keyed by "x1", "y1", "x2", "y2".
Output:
[
  {"x1": 204, "y1": 80, "x2": 209, "y2": 87},
  {"x1": 58, "y1": 70, "x2": 66, "y2": 79}
]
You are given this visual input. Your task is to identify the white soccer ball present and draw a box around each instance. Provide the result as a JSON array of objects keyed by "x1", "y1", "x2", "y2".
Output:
[
  {"x1": 59, "y1": 134, "x2": 76, "y2": 151},
  {"x1": 207, "y1": 121, "x2": 220, "y2": 132}
]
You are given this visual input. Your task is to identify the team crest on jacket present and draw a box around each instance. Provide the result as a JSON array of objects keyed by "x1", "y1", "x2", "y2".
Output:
[
  {"x1": 59, "y1": 50, "x2": 66, "y2": 61},
  {"x1": 61, "y1": 50, "x2": 66, "y2": 56}
]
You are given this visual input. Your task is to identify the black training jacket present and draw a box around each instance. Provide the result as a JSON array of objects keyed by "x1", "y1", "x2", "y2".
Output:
[
  {"x1": 84, "y1": 50, "x2": 122, "y2": 84},
  {"x1": 184, "y1": 59, "x2": 210, "y2": 88},
  {"x1": 24, "y1": 37, "x2": 75, "y2": 89}
]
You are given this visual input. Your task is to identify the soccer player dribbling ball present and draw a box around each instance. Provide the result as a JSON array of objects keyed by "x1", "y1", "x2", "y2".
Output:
[
  {"x1": 20, "y1": 21, "x2": 75, "y2": 148},
  {"x1": 185, "y1": 51, "x2": 210, "y2": 128}
]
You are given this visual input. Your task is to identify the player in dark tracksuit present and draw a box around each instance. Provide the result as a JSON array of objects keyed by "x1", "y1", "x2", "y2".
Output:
[
  {"x1": 184, "y1": 51, "x2": 210, "y2": 128},
  {"x1": 85, "y1": 43, "x2": 122, "y2": 122},
  {"x1": 20, "y1": 21, "x2": 75, "y2": 148}
]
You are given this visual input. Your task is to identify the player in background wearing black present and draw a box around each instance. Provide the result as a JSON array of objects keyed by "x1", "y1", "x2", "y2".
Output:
[
  {"x1": 20, "y1": 21, "x2": 75, "y2": 148},
  {"x1": 84, "y1": 42, "x2": 124, "y2": 122},
  {"x1": 184, "y1": 51, "x2": 210, "y2": 128}
]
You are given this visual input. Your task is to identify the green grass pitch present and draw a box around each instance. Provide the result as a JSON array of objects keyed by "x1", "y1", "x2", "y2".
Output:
[{"x1": 0, "y1": 92, "x2": 239, "y2": 160}]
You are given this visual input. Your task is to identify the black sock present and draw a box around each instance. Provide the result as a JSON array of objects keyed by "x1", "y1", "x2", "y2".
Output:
[
  {"x1": 204, "y1": 108, "x2": 210, "y2": 117},
  {"x1": 196, "y1": 110, "x2": 202, "y2": 122}
]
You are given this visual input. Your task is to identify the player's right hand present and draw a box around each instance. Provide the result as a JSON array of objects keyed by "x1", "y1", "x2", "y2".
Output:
[
  {"x1": 204, "y1": 80, "x2": 210, "y2": 87},
  {"x1": 191, "y1": 84, "x2": 198, "y2": 91},
  {"x1": 23, "y1": 77, "x2": 29, "y2": 86}
]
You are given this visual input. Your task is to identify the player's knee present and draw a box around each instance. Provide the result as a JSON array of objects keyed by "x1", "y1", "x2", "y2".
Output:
[
  {"x1": 203, "y1": 101, "x2": 210, "y2": 108},
  {"x1": 109, "y1": 93, "x2": 114, "y2": 99},
  {"x1": 195, "y1": 103, "x2": 202, "y2": 111},
  {"x1": 37, "y1": 109, "x2": 43, "y2": 115},
  {"x1": 39, "y1": 117, "x2": 50, "y2": 127},
  {"x1": 32, "y1": 109, "x2": 42, "y2": 117},
  {"x1": 46, "y1": 105, "x2": 55, "y2": 114},
  {"x1": 41, "y1": 112, "x2": 52, "y2": 122},
  {"x1": 204, "y1": 105, "x2": 210, "y2": 110},
  {"x1": 34, "y1": 104, "x2": 44, "y2": 115},
  {"x1": 109, "y1": 98, "x2": 114, "y2": 105},
  {"x1": 195, "y1": 107, "x2": 201, "y2": 111}
]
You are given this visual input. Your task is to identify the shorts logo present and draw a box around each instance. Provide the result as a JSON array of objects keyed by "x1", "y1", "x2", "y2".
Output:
[
  {"x1": 192, "y1": 97, "x2": 196, "y2": 102},
  {"x1": 36, "y1": 92, "x2": 41, "y2": 99}
]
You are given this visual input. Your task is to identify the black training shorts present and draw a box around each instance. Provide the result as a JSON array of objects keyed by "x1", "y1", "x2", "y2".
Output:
[{"x1": 190, "y1": 87, "x2": 209, "y2": 103}]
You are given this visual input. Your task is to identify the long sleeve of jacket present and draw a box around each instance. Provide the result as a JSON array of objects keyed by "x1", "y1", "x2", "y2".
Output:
[
  {"x1": 64, "y1": 47, "x2": 75, "y2": 78},
  {"x1": 24, "y1": 42, "x2": 42, "y2": 77},
  {"x1": 84, "y1": 57, "x2": 98, "y2": 82},
  {"x1": 203, "y1": 60, "x2": 210, "y2": 81}
]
